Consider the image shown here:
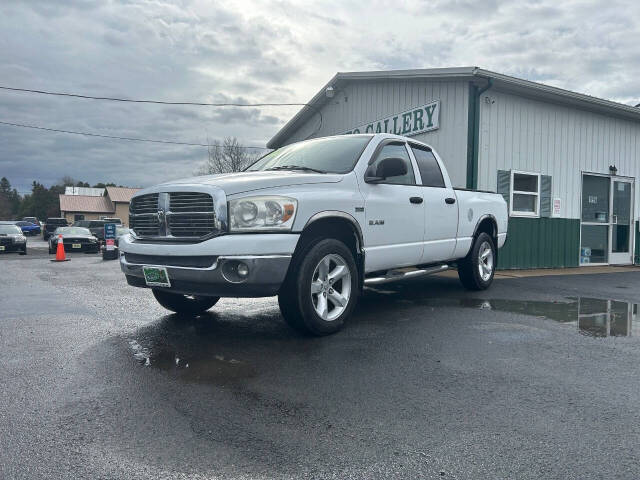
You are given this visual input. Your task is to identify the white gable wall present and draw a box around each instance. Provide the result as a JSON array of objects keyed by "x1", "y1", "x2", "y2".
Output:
[{"x1": 282, "y1": 78, "x2": 470, "y2": 187}]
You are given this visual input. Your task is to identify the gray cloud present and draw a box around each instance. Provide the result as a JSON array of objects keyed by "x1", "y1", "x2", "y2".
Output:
[{"x1": 1, "y1": 0, "x2": 639, "y2": 194}]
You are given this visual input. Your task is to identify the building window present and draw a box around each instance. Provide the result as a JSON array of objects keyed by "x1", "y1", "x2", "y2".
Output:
[
  {"x1": 510, "y1": 171, "x2": 540, "y2": 217},
  {"x1": 74, "y1": 214, "x2": 85, "y2": 221}
]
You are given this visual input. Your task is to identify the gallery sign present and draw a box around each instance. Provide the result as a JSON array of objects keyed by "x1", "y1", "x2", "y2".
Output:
[{"x1": 344, "y1": 100, "x2": 440, "y2": 136}]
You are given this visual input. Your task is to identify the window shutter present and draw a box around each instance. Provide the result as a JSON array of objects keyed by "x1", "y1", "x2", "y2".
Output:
[
  {"x1": 497, "y1": 170, "x2": 510, "y2": 209},
  {"x1": 540, "y1": 175, "x2": 552, "y2": 217}
]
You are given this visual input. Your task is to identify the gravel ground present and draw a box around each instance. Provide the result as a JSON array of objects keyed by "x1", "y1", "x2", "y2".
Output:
[{"x1": 1, "y1": 253, "x2": 640, "y2": 479}]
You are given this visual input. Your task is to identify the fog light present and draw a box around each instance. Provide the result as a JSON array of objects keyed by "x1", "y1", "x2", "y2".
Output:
[{"x1": 221, "y1": 259, "x2": 250, "y2": 283}]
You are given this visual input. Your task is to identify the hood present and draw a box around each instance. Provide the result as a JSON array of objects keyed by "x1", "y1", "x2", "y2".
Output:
[
  {"x1": 152, "y1": 170, "x2": 344, "y2": 196},
  {"x1": 56, "y1": 234, "x2": 96, "y2": 240}
]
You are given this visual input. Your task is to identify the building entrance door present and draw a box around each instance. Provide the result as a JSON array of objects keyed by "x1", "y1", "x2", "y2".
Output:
[
  {"x1": 581, "y1": 174, "x2": 634, "y2": 266},
  {"x1": 609, "y1": 178, "x2": 633, "y2": 265}
]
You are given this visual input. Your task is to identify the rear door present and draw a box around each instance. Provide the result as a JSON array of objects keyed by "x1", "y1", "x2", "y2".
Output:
[
  {"x1": 359, "y1": 140, "x2": 425, "y2": 272},
  {"x1": 409, "y1": 144, "x2": 459, "y2": 263}
]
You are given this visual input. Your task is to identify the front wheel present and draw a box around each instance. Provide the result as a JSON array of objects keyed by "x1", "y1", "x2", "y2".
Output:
[
  {"x1": 279, "y1": 238, "x2": 359, "y2": 336},
  {"x1": 152, "y1": 289, "x2": 219, "y2": 315},
  {"x1": 458, "y1": 232, "x2": 496, "y2": 290}
]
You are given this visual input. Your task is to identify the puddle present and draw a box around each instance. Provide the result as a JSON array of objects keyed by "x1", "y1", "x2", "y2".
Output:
[
  {"x1": 427, "y1": 297, "x2": 639, "y2": 338},
  {"x1": 127, "y1": 337, "x2": 256, "y2": 384}
]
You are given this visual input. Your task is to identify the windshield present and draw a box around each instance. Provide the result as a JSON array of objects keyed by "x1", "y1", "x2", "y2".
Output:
[
  {"x1": 0, "y1": 225, "x2": 22, "y2": 235},
  {"x1": 54, "y1": 227, "x2": 91, "y2": 236},
  {"x1": 246, "y1": 135, "x2": 372, "y2": 174}
]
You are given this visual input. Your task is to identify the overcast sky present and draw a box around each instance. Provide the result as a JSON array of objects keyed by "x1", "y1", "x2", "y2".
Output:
[{"x1": 1, "y1": 0, "x2": 639, "y2": 194}]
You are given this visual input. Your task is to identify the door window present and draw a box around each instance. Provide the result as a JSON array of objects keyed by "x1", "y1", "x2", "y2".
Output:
[
  {"x1": 581, "y1": 175, "x2": 609, "y2": 223},
  {"x1": 368, "y1": 143, "x2": 415, "y2": 185},
  {"x1": 410, "y1": 146, "x2": 445, "y2": 187},
  {"x1": 612, "y1": 181, "x2": 631, "y2": 253}
]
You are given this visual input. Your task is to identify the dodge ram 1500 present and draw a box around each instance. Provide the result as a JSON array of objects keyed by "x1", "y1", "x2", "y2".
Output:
[{"x1": 120, "y1": 133, "x2": 508, "y2": 335}]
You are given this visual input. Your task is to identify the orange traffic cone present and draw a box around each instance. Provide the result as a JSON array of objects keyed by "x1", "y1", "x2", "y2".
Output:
[{"x1": 51, "y1": 234, "x2": 70, "y2": 262}]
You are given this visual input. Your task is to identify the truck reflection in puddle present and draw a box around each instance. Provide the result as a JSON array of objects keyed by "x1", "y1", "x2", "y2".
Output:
[{"x1": 455, "y1": 297, "x2": 638, "y2": 338}]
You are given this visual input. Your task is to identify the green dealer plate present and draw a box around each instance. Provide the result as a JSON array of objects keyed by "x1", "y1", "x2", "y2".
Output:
[{"x1": 142, "y1": 266, "x2": 171, "y2": 287}]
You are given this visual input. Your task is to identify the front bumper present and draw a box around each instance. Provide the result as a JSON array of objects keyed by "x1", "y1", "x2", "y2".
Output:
[
  {"x1": 119, "y1": 233, "x2": 299, "y2": 297},
  {"x1": 0, "y1": 242, "x2": 26, "y2": 253},
  {"x1": 53, "y1": 241, "x2": 100, "y2": 253}
]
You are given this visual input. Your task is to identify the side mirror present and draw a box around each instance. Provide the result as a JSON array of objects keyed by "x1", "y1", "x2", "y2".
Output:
[{"x1": 365, "y1": 157, "x2": 408, "y2": 183}]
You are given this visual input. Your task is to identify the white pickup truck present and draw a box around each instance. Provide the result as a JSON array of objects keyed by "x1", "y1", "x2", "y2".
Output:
[{"x1": 120, "y1": 133, "x2": 508, "y2": 335}]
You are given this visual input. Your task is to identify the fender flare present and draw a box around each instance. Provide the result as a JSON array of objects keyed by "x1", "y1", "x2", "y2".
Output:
[
  {"x1": 472, "y1": 214, "x2": 498, "y2": 240},
  {"x1": 301, "y1": 210, "x2": 364, "y2": 253}
]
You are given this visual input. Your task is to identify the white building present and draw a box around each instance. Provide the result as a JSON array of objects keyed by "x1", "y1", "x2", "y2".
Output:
[{"x1": 268, "y1": 67, "x2": 640, "y2": 269}]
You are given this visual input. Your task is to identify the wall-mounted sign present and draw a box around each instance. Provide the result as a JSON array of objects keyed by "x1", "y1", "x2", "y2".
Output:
[
  {"x1": 344, "y1": 100, "x2": 440, "y2": 136},
  {"x1": 552, "y1": 198, "x2": 561, "y2": 217}
]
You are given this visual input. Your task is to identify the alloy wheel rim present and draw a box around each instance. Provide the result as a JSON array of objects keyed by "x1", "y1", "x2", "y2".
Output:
[
  {"x1": 478, "y1": 241, "x2": 494, "y2": 281},
  {"x1": 311, "y1": 253, "x2": 351, "y2": 322}
]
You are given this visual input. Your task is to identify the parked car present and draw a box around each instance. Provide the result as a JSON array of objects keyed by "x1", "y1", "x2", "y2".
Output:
[
  {"x1": 73, "y1": 219, "x2": 109, "y2": 241},
  {"x1": 0, "y1": 223, "x2": 27, "y2": 255},
  {"x1": 22, "y1": 216, "x2": 40, "y2": 227},
  {"x1": 114, "y1": 226, "x2": 131, "y2": 247},
  {"x1": 100, "y1": 217, "x2": 122, "y2": 225},
  {"x1": 48, "y1": 227, "x2": 100, "y2": 254},
  {"x1": 14, "y1": 220, "x2": 41, "y2": 236},
  {"x1": 43, "y1": 218, "x2": 69, "y2": 240},
  {"x1": 119, "y1": 133, "x2": 509, "y2": 335}
]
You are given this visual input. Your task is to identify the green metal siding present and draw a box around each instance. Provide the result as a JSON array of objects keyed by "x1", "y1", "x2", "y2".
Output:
[{"x1": 498, "y1": 217, "x2": 580, "y2": 270}]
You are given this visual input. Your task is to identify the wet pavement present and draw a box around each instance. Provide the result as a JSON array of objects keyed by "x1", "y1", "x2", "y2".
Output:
[{"x1": 2, "y1": 254, "x2": 640, "y2": 479}]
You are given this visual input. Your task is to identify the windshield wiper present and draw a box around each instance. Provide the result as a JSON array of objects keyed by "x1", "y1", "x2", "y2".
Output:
[{"x1": 266, "y1": 165, "x2": 326, "y2": 174}]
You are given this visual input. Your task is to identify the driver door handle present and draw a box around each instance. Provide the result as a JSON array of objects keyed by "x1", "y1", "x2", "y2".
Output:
[
  {"x1": 409, "y1": 197, "x2": 423, "y2": 204},
  {"x1": 445, "y1": 197, "x2": 456, "y2": 204}
]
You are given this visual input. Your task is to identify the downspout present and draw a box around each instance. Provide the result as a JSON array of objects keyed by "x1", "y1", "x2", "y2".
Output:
[{"x1": 466, "y1": 76, "x2": 492, "y2": 189}]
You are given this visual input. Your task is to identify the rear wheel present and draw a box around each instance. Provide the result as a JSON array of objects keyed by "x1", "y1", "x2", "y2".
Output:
[
  {"x1": 152, "y1": 289, "x2": 219, "y2": 315},
  {"x1": 458, "y1": 232, "x2": 496, "y2": 290},
  {"x1": 279, "y1": 238, "x2": 359, "y2": 335}
]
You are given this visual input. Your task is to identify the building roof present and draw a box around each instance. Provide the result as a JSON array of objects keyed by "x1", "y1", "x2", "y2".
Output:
[
  {"x1": 105, "y1": 186, "x2": 139, "y2": 203},
  {"x1": 59, "y1": 194, "x2": 114, "y2": 213},
  {"x1": 267, "y1": 66, "x2": 640, "y2": 149}
]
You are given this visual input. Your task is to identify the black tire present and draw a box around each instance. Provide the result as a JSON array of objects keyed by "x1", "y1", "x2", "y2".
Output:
[
  {"x1": 48, "y1": 245, "x2": 54, "y2": 254},
  {"x1": 278, "y1": 238, "x2": 359, "y2": 336},
  {"x1": 458, "y1": 232, "x2": 496, "y2": 290},
  {"x1": 19, "y1": 248, "x2": 27, "y2": 255},
  {"x1": 152, "y1": 289, "x2": 220, "y2": 315}
]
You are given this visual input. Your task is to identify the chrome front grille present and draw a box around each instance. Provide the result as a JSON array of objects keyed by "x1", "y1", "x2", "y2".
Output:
[{"x1": 129, "y1": 191, "x2": 219, "y2": 240}]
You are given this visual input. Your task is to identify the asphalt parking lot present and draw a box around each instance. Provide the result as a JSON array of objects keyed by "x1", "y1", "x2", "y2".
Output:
[{"x1": 2, "y1": 251, "x2": 640, "y2": 479}]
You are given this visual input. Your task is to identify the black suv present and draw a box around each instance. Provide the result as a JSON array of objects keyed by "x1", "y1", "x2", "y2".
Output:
[{"x1": 43, "y1": 217, "x2": 69, "y2": 240}]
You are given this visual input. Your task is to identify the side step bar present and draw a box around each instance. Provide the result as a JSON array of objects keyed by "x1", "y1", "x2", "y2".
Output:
[{"x1": 364, "y1": 264, "x2": 449, "y2": 285}]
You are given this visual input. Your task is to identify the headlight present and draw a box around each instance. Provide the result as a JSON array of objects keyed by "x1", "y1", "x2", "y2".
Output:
[
  {"x1": 14, "y1": 235, "x2": 26, "y2": 243},
  {"x1": 229, "y1": 196, "x2": 297, "y2": 232}
]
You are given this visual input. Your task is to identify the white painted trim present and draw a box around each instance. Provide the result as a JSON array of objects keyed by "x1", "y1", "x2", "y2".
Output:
[{"x1": 509, "y1": 170, "x2": 541, "y2": 218}]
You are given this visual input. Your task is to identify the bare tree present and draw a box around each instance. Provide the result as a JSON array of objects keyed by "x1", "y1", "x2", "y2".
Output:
[{"x1": 197, "y1": 136, "x2": 260, "y2": 175}]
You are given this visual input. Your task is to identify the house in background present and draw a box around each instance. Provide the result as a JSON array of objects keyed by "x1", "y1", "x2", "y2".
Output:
[
  {"x1": 105, "y1": 187, "x2": 139, "y2": 224},
  {"x1": 59, "y1": 186, "x2": 139, "y2": 225}
]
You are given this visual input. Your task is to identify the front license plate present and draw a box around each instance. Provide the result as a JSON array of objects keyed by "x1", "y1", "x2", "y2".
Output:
[
  {"x1": 72, "y1": 243, "x2": 82, "y2": 249},
  {"x1": 0, "y1": 246, "x2": 5, "y2": 251},
  {"x1": 143, "y1": 266, "x2": 171, "y2": 287}
]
